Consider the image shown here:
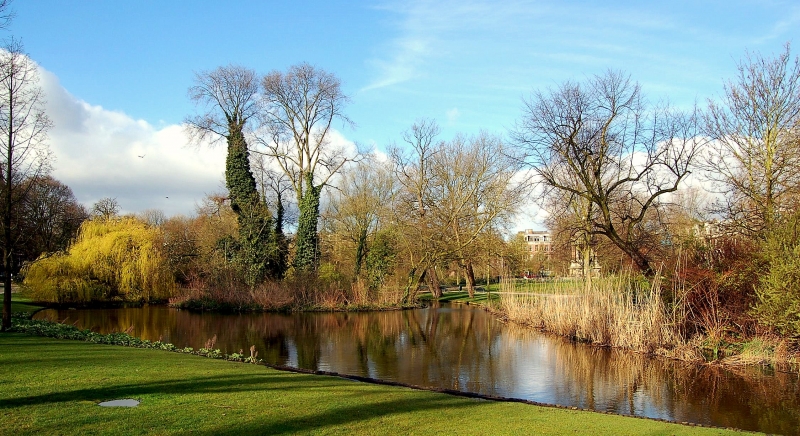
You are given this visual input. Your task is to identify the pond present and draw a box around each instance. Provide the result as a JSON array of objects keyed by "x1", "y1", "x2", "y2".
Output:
[{"x1": 35, "y1": 303, "x2": 800, "y2": 434}]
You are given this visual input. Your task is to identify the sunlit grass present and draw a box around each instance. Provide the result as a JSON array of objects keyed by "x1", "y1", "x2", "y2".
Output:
[{"x1": 0, "y1": 333, "x2": 748, "y2": 435}]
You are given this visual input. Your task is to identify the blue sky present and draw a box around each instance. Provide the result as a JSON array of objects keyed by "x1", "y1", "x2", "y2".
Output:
[{"x1": 9, "y1": 0, "x2": 800, "y2": 227}]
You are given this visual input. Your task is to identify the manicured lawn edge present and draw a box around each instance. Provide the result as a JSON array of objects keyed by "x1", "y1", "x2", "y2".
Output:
[{"x1": 2, "y1": 319, "x2": 757, "y2": 435}]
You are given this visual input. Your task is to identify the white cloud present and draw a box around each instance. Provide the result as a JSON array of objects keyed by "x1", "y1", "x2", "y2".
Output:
[
  {"x1": 39, "y1": 67, "x2": 226, "y2": 217},
  {"x1": 40, "y1": 67, "x2": 363, "y2": 219},
  {"x1": 446, "y1": 107, "x2": 460, "y2": 124}
]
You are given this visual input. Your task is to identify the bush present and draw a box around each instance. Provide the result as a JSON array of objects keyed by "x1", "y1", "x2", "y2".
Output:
[{"x1": 752, "y1": 218, "x2": 800, "y2": 337}]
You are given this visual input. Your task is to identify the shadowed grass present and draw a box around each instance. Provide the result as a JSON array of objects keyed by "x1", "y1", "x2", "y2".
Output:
[
  {"x1": 9, "y1": 293, "x2": 44, "y2": 315},
  {"x1": 0, "y1": 333, "x2": 752, "y2": 435}
]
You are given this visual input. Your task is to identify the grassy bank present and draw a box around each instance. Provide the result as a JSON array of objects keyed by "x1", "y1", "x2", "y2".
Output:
[
  {"x1": 0, "y1": 333, "x2": 748, "y2": 435},
  {"x1": 8, "y1": 294, "x2": 44, "y2": 315}
]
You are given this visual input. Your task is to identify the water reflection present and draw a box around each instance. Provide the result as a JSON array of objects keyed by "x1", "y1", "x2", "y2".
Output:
[{"x1": 36, "y1": 304, "x2": 800, "y2": 434}]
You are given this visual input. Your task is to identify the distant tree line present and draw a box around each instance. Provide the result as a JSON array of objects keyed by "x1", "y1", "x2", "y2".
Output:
[{"x1": 12, "y1": 34, "x2": 800, "y2": 345}]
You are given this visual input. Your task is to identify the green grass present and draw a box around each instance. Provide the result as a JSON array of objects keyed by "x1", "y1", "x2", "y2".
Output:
[
  {"x1": 0, "y1": 333, "x2": 753, "y2": 435},
  {"x1": 432, "y1": 291, "x2": 501, "y2": 305},
  {"x1": 9, "y1": 293, "x2": 45, "y2": 315}
]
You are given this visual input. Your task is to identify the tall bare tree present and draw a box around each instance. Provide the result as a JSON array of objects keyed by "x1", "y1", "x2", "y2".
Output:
[
  {"x1": 186, "y1": 65, "x2": 279, "y2": 284},
  {"x1": 428, "y1": 133, "x2": 525, "y2": 297},
  {"x1": 393, "y1": 120, "x2": 526, "y2": 300},
  {"x1": 325, "y1": 158, "x2": 395, "y2": 281},
  {"x1": 704, "y1": 43, "x2": 800, "y2": 236},
  {"x1": 256, "y1": 62, "x2": 355, "y2": 272},
  {"x1": 90, "y1": 196, "x2": 119, "y2": 219},
  {"x1": 0, "y1": 40, "x2": 53, "y2": 330},
  {"x1": 512, "y1": 70, "x2": 702, "y2": 277},
  {"x1": 391, "y1": 119, "x2": 445, "y2": 300}
]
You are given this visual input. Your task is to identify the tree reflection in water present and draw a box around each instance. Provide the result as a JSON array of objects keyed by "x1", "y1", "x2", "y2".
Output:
[{"x1": 36, "y1": 304, "x2": 800, "y2": 434}]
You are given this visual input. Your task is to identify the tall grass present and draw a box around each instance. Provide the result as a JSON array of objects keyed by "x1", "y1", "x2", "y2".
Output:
[{"x1": 499, "y1": 275, "x2": 676, "y2": 352}]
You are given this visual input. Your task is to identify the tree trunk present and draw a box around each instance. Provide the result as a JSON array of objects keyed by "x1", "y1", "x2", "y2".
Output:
[
  {"x1": 2, "y1": 128, "x2": 11, "y2": 331},
  {"x1": 2, "y1": 263, "x2": 9, "y2": 331},
  {"x1": 294, "y1": 174, "x2": 322, "y2": 272},
  {"x1": 427, "y1": 267, "x2": 442, "y2": 298},
  {"x1": 464, "y1": 261, "x2": 477, "y2": 298},
  {"x1": 402, "y1": 266, "x2": 427, "y2": 304},
  {"x1": 582, "y1": 245, "x2": 592, "y2": 293},
  {"x1": 353, "y1": 226, "x2": 368, "y2": 281}
]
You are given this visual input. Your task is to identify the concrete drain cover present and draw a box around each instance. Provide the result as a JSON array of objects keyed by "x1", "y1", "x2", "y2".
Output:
[{"x1": 98, "y1": 399, "x2": 139, "y2": 407}]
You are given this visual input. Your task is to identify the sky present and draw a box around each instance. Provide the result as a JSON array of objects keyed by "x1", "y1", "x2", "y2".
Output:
[{"x1": 8, "y1": 0, "x2": 800, "y2": 229}]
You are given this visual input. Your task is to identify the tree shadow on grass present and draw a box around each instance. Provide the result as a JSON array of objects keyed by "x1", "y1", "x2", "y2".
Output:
[
  {"x1": 4, "y1": 366, "x2": 489, "y2": 435},
  {"x1": 197, "y1": 392, "x2": 485, "y2": 435},
  {"x1": 1, "y1": 372, "x2": 347, "y2": 409}
]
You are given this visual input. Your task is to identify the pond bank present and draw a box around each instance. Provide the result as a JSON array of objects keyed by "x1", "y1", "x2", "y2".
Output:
[{"x1": 432, "y1": 289, "x2": 800, "y2": 372}]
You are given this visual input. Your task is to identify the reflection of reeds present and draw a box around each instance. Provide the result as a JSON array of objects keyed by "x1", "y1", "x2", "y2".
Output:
[{"x1": 499, "y1": 275, "x2": 675, "y2": 352}]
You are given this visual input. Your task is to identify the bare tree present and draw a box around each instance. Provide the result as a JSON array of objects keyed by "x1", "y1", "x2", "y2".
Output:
[
  {"x1": 256, "y1": 62, "x2": 355, "y2": 272},
  {"x1": 390, "y1": 119, "x2": 445, "y2": 300},
  {"x1": 0, "y1": 0, "x2": 12, "y2": 30},
  {"x1": 393, "y1": 120, "x2": 526, "y2": 300},
  {"x1": 429, "y1": 133, "x2": 525, "y2": 297},
  {"x1": 325, "y1": 158, "x2": 395, "y2": 281},
  {"x1": 704, "y1": 43, "x2": 800, "y2": 236},
  {"x1": 512, "y1": 70, "x2": 702, "y2": 277},
  {"x1": 20, "y1": 176, "x2": 87, "y2": 260},
  {"x1": 137, "y1": 208, "x2": 167, "y2": 227},
  {"x1": 91, "y1": 197, "x2": 119, "y2": 219},
  {"x1": 0, "y1": 40, "x2": 53, "y2": 330}
]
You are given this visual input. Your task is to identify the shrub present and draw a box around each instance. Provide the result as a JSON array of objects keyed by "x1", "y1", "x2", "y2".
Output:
[{"x1": 752, "y1": 218, "x2": 800, "y2": 337}]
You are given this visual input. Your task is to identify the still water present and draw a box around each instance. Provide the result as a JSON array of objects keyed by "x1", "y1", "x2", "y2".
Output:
[{"x1": 35, "y1": 304, "x2": 800, "y2": 434}]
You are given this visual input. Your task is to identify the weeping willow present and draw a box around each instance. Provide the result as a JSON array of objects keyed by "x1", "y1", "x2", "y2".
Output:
[{"x1": 23, "y1": 217, "x2": 176, "y2": 304}]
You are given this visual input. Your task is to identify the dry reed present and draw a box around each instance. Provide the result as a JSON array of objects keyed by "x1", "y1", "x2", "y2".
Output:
[{"x1": 499, "y1": 274, "x2": 676, "y2": 352}]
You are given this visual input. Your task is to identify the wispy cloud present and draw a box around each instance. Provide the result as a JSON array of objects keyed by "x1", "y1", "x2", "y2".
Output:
[
  {"x1": 446, "y1": 107, "x2": 460, "y2": 124},
  {"x1": 752, "y1": 6, "x2": 800, "y2": 44},
  {"x1": 361, "y1": 0, "x2": 540, "y2": 92},
  {"x1": 362, "y1": 36, "x2": 431, "y2": 91}
]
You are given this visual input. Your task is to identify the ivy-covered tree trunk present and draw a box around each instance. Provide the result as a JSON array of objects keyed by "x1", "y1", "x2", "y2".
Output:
[
  {"x1": 225, "y1": 123, "x2": 277, "y2": 286},
  {"x1": 353, "y1": 226, "x2": 368, "y2": 281},
  {"x1": 294, "y1": 173, "x2": 321, "y2": 272},
  {"x1": 225, "y1": 127, "x2": 257, "y2": 214},
  {"x1": 273, "y1": 194, "x2": 288, "y2": 279}
]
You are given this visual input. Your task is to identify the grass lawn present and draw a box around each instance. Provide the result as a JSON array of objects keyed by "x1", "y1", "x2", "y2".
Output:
[
  {"x1": 0, "y1": 333, "x2": 753, "y2": 435},
  {"x1": 8, "y1": 293, "x2": 44, "y2": 315},
  {"x1": 421, "y1": 280, "x2": 577, "y2": 306}
]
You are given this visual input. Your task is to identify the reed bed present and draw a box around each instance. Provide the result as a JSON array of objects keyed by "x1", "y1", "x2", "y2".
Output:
[
  {"x1": 499, "y1": 275, "x2": 677, "y2": 353},
  {"x1": 169, "y1": 271, "x2": 406, "y2": 312}
]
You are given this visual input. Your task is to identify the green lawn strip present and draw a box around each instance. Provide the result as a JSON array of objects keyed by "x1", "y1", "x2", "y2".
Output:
[
  {"x1": 431, "y1": 291, "x2": 501, "y2": 306},
  {"x1": 9, "y1": 294, "x2": 45, "y2": 315},
  {"x1": 0, "y1": 333, "x2": 752, "y2": 435}
]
